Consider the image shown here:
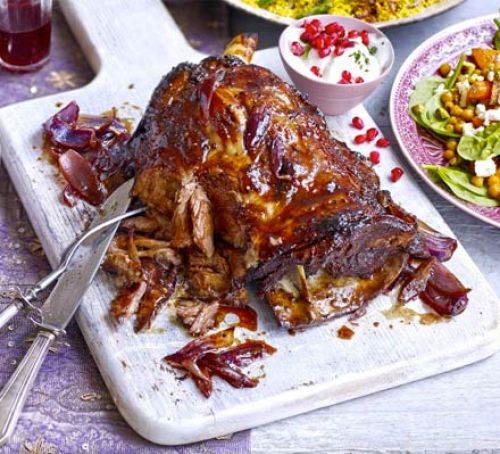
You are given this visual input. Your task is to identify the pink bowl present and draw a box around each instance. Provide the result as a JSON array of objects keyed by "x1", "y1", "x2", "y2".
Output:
[{"x1": 279, "y1": 15, "x2": 394, "y2": 116}]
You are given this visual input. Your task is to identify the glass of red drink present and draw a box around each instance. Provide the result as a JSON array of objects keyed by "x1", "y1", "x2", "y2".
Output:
[{"x1": 0, "y1": 0, "x2": 52, "y2": 72}]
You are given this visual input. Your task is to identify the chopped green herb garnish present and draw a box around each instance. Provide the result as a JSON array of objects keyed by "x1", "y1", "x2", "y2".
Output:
[{"x1": 369, "y1": 46, "x2": 378, "y2": 55}]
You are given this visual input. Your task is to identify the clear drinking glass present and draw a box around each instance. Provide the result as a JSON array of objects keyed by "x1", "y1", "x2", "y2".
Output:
[{"x1": 0, "y1": 0, "x2": 52, "y2": 72}]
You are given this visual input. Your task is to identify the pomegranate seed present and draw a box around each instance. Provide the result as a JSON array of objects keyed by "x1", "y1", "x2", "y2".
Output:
[
  {"x1": 341, "y1": 70, "x2": 352, "y2": 81},
  {"x1": 324, "y1": 35, "x2": 336, "y2": 47},
  {"x1": 340, "y1": 39, "x2": 355, "y2": 48},
  {"x1": 351, "y1": 116, "x2": 364, "y2": 130},
  {"x1": 348, "y1": 30, "x2": 360, "y2": 39},
  {"x1": 300, "y1": 31, "x2": 312, "y2": 42},
  {"x1": 390, "y1": 167, "x2": 404, "y2": 182},
  {"x1": 338, "y1": 78, "x2": 350, "y2": 84},
  {"x1": 318, "y1": 47, "x2": 331, "y2": 58},
  {"x1": 361, "y1": 30, "x2": 369, "y2": 46},
  {"x1": 334, "y1": 46, "x2": 344, "y2": 57},
  {"x1": 355, "y1": 76, "x2": 365, "y2": 84},
  {"x1": 376, "y1": 137, "x2": 391, "y2": 148},
  {"x1": 311, "y1": 37, "x2": 325, "y2": 49},
  {"x1": 291, "y1": 41, "x2": 305, "y2": 56},
  {"x1": 325, "y1": 22, "x2": 339, "y2": 34},
  {"x1": 337, "y1": 25, "x2": 345, "y2": 38},
  {"x1": 310, "y1": 66, "x2": 321, "y2": 77},
  {"x1": 305, "y1": 24, "x2": 319, "y2": 36},
  {"x1": 369, "y1": 151, "x2": 380, "y2": 165},
  {"x1": 354, "y1": 134, "x2": 367, "y2": 144},
  {"x1": 366, "y1": 128, "x2": 379, "y2": 141},
  {"x1": 310, "y1": 19, "x2": 322, "y2": 30}
]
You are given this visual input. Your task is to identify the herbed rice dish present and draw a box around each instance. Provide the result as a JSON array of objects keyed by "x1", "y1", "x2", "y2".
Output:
[{"x1": 243, "y1": 0, "x2": 444, "y2": 23}]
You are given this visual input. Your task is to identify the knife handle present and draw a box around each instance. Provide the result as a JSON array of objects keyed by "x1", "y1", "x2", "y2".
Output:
[
  {"x1": 0, "y1": 302, "x2": 22, "y2": 332},
  {"x1": 0, "y1": 330, "x2": 55, "y2": 446}
]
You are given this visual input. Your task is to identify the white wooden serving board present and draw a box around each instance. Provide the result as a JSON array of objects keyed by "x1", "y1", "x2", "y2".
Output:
[{"x1": 0, "y1": 0, "x2": 499, "y2": 446}]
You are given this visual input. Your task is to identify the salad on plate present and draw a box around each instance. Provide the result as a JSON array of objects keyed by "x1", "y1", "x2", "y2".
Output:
[{"x1": 409, "y1": 18, "x2": 500, "y2": 207}]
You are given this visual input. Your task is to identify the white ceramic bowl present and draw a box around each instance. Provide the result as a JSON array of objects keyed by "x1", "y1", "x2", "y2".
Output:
[{"x1": 279, "y1": 15, "x2": 395, "y2": 116}]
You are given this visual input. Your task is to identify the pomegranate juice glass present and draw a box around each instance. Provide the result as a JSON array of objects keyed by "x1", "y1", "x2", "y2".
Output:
[{"x1": 0, "y1": 0, "x2": 52, "y2": 71}]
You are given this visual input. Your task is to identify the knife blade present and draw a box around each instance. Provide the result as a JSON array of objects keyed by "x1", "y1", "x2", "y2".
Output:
[
  {"x1": 38, "y1": 178, "x2": 134, "y2": 333},
  {"x1": 0, "y1": 178, "x2": 134, "y2": 446}
]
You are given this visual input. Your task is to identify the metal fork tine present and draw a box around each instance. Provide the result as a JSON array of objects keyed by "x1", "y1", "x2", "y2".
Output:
[{"x1": 0, "y1": 206, "x2": 146, "y2": 332}]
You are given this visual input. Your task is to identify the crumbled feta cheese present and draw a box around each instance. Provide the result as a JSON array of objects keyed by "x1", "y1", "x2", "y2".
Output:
[
  {"x1": 475, "y1": 158, "x2": 497, "y2": 177},
  {"x1": 462, "y1": 122, "x2": 484, "y2": 137},
  {"x1": 476, "y1": 75, "x2": 484, "y2": 82},
  {"x1": 487, "y1": 71, "x2": 495, "y2": 82},
  {"x1": 483, "y1": 108, "x2": 500, "y2": 126},
  {"x1": 495, "y1": 54, "x2": 500, "y2": 64},
  {"x1": 456, "y1": 79, "x2": 470, "y2": 107},
  {"x1": 475, "y1": 103, "x2": 486, "y2": 118}
]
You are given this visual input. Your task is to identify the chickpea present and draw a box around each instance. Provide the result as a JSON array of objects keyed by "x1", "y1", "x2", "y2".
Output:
[
  {"x1": 448, "y1": 116, "x2": 458, "y2": 125},
  {"x1": 451, "y1": 105, "x2": 463, "y2": 117},
  {"x1": 445, "y1": 101, "x2": 455, "y2": 112},
  {"x1": 487, "y1": 175, "x2": 500, "y2": 187},
  {"x1": 462, "y1": 108, "x2": 474, "y2": 121},
  {"x1": 471, "y1": 176, "x2": 484, "y2": 187},
  {"x1": 445, "y1": 124, "x2": 455, "y2": 133},
  {"x1": 446, "y1": 139, "x2": 458, "y2": 151},
  {"x1": 443, "y1": 149, "x2": 455, "y2": 160},
  {"x1": 449, "y1": 157, "x2": 459, "y2": 166},
  {"x1": 441, "y1": 92, "x2": 453, "y2": 104},
  {"x1": 439, "y1": 62, "x2": 452, "y2": 77},
  {"x1": 454, "y1": 120, "x2": 465, "y2": 134},
  {"x1": 488, "y1": 183, "x2": 500, "y2": 199}
]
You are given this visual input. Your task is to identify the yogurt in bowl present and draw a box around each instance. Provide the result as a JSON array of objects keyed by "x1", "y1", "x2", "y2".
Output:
[{"x1": 279, "y1": 15, "x2": 394, "y2": 115}]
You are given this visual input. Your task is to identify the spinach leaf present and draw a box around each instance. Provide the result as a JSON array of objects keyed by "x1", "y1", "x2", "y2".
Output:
[
  {"x1": 457, "y1": 123, "x2": 500, "y2": 161},
  {"x1": 409, "y1": 76, "x2": 459, "y2": 138},
  {"x1": 423, "y1": 165, "x2": 499, "y2": 207}
]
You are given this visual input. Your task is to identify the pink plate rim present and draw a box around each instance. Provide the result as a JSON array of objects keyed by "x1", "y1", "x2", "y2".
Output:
[{"x1": 390, "y1": 14, "x2": 500, "y2": 229}]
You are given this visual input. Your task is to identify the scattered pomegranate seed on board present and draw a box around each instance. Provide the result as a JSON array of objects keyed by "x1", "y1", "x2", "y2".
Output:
[
  {"x1": 351, "y1": 116, "x2": 364, "y2": 130},
  {"x1": 366, "y1": 128, "x2": 379, "y2": 141},
  {"x1": 354, "y1": 134, "x2": 367, "y2": 144},
  {"x1": 369, "y1": 151, "x2": 380, "y2": 165},
  {"x1": 390, "y1": 167, "x2": 404, "y2": 182},
  {"x1": 376, "y1": 137, "x2": 391, "y2": 148}
]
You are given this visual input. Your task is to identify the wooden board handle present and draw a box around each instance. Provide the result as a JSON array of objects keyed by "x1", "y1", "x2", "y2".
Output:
[{"x1": 59, "y1": 0, "x2": 200, "y2": 77}]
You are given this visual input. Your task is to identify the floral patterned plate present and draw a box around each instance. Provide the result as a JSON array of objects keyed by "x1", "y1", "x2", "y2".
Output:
[
  {"x1": 390, "y1": 14, "x2": 500, "y2": 229},
  {"x1": 222, "y1": 0, "x2": 464, "y2": 28}
]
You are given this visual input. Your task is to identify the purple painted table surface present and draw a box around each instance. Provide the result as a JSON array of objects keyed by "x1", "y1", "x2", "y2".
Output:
[{"x1": 0, "y1": 2, "x2": 250, "y2": 453}]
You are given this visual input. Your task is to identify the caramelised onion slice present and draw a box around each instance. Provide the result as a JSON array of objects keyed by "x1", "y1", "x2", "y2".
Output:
[
  {"x1": 46, "y1": 116, "x2": 95, "y2": 150},
  {"x1": 417, "y1": 220, "x2": 457, "y2": 262},
  {"x1": 420, "y1": 261, "x2": 470, "y2": 316},
  {"x1": 58, "y1": 149, "x2": 106, "y2": 206}
]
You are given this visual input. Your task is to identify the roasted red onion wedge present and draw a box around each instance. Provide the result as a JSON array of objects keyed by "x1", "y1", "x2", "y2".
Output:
[
  {"x1": 43, "y1": 102, "x2": 131, "y2": 206},
  {"x1": 164, "y1": 328, "x2": 276, "y2": 397},
  {"x1": 420, "y1": 261, "x2": 470, "y2": 316},
  {"x1": 58, "y1": 149, "x2": 106, "y2": 205},
  {"x1": 417, "y1": 221, "x2": 457, "y2": 262}
]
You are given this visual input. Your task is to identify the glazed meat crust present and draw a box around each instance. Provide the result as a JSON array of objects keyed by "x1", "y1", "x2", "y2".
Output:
[
  {"x1": 121, "y1": 50, "x2": 422, "y2": 328},
  {"x1": 99, "y1": 35, "x2": 467, "y2": 331}
]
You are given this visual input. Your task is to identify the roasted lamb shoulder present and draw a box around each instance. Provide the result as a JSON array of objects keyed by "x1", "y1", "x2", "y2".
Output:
[{"x1": 106, "y1": 33, "x2": 468, "y2": 331}]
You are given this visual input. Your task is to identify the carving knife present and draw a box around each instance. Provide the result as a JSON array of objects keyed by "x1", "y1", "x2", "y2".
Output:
[{"x1": 0, "y1": 178, "x2": 135, "y2": 446}]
